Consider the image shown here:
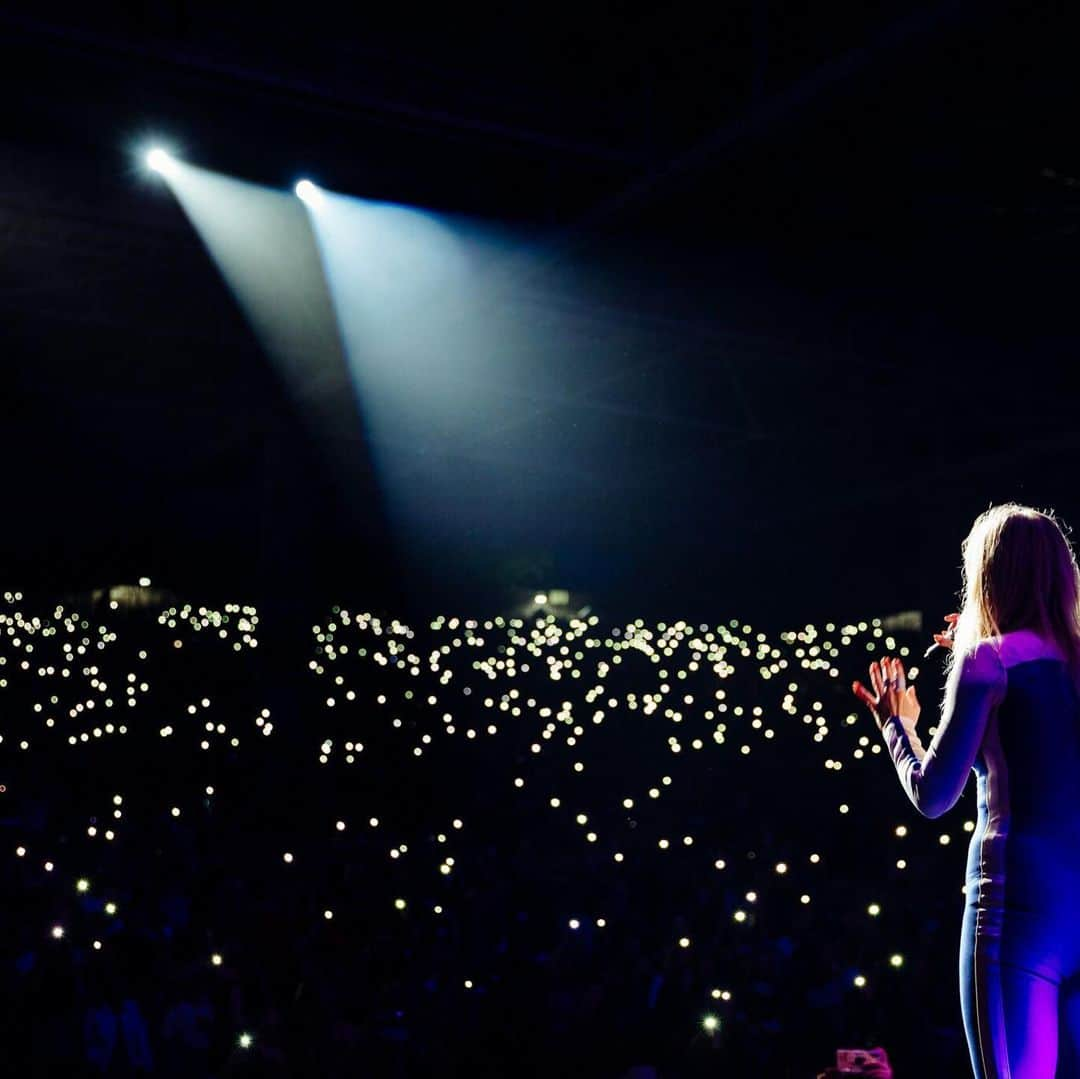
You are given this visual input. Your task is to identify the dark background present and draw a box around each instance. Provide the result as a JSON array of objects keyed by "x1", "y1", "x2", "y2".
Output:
[{"x1": 2, "y1": 1, "x2": 1079, "y2": 630}]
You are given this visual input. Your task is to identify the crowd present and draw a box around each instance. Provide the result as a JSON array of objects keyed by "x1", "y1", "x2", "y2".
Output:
[{"x1": 0, "y1": 590, "x2": 973, "y2": 1076}]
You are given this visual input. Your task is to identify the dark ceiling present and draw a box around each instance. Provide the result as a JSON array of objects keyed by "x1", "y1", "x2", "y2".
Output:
[{"x1": 2, "y1": 3, "x2": 1079, "y2": 625}]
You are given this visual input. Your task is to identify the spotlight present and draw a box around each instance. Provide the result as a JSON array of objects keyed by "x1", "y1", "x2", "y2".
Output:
[
  {"x1": 295, "y1": 179, "x2": 323, "y2": 206},
  {"x1": 146, "y1": 148, "x2": 178, "y2": 177}
]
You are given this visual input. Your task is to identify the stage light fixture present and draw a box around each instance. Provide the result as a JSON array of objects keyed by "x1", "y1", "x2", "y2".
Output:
[
  {"x1": 295, "y1": 179, "x2": 323, "y2": 206},
  {"x1": 146, "y1": 148, "x2": 178, "y2": 177}
]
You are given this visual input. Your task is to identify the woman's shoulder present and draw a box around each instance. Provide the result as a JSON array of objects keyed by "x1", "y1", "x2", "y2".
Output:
[
  {"x1": 952, "y1": 637, "x2": 1009, "y2": 685},
  {"x1": 982, "y1": 627, "x2": 1066, "y2": 669}
]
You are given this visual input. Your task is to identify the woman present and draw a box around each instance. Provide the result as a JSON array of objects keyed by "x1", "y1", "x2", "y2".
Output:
[{"x1": 852, "y1": 503, "x2": 1080, "y2": 1078}]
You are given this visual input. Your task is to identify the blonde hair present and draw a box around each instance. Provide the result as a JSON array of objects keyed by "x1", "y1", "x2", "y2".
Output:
[{"x1": 946, "y1": 502, "x2": 1080, "y2": 696}]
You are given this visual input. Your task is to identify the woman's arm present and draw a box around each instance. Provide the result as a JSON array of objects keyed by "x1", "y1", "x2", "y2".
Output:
[{"x1": 880, "y1": 640, "x2": 1007, "y2": 819}]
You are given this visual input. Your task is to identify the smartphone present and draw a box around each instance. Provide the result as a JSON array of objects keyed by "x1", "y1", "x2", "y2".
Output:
[{"x1": 836, "y1": 1047, "x2": 885, "y2": 1071}]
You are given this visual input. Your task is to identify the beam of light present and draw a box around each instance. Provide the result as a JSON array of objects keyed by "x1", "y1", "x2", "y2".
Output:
[
  {"x1": 298, "y1": 188, "x2": 552, "y2": 586},
  {"x1": 150, "y1": 158, "x2": 364, "y2": 495},
  {"x1": 297, "y1": 175, "x2": 721, "y2": 617},
  {"x1": 298, "y1": 185, "x2": 676, "y2": 611}
]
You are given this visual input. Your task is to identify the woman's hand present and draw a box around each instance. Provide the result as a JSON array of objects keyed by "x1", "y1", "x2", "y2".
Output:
[
  {"x1": 851, "y1": 656, "x2": 920, "y2": 733},
  {"x1": 932, "y1": 611, "x2": 960, "y2": 651}
]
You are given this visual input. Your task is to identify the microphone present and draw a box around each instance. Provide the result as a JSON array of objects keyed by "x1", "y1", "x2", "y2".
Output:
[{"x1": 922, "y1": 623, "x2": 956, "y2": 659}]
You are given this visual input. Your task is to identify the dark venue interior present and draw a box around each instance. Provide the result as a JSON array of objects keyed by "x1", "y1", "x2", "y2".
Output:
[{"x1": 2, "y1": 4, "x2": 1079, "y2": 1076}]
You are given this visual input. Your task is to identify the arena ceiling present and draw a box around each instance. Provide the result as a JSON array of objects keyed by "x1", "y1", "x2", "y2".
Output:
[{"x1": 2, "y1": 3, "x2": 1078, "y2": 617}]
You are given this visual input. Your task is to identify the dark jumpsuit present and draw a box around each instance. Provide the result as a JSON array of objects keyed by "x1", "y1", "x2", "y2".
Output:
[{"x1": 882, "y1": 628, "x2": 1080, "y2": 1078}]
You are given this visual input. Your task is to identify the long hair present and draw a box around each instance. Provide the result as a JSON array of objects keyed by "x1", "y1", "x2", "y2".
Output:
[{"x1": 945, "y1": 503, "x2": 1080, "y2": 697}]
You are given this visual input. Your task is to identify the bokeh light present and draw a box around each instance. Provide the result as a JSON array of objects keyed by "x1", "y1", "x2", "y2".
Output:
[{"x1": 0, "y1": 592, "x2": 958, "y2": 1073}]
